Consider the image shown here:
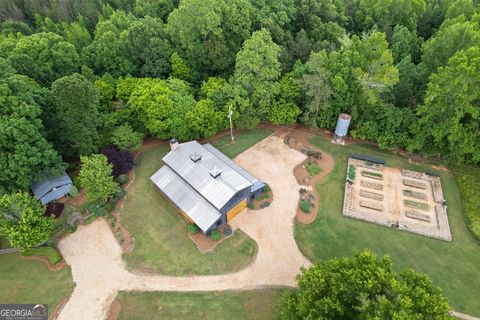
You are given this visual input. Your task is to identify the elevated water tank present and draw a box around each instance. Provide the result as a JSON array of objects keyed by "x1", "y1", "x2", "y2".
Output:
[{"x1": 332, "y1": 113, "x2": 351, "y2": 145}]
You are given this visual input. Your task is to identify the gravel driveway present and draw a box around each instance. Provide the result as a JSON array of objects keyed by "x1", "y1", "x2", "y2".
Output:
[{"x1": 57, "y1": 134, "x2": 310, "y2": 320}]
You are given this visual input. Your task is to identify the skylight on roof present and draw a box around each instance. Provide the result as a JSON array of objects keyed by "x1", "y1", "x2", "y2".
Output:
[{"x1": 189, "y1": 152, "x2": 202, "y2": 163}]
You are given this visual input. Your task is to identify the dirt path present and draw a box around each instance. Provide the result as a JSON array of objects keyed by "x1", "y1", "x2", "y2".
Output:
[{"x1": 56, "y1": 135, "x2": 310, "y2": 320}]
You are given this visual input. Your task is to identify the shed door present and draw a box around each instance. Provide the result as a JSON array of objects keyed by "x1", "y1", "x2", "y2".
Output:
[{"x1": 227, "y1": 198, "x2": 247, "y2": 222}]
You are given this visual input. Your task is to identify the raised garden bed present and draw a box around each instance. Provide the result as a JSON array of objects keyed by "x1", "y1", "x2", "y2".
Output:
[
  {"x1": 404, "y1": 199, "x2": 430, "y2": 211},
  {"x1": 403, "y1": 189, "x2": 427, "y2": 201},
  {"x1": 405, "y1": 210, "x2": 431, "y2": 222},
  {"x1": 359, "y1": 189, "x2": 384, "y2": 201},
  {"x1": 361, "y1": 170, "x2": 383, "y2": 180},
  {"x1": 360, "y1": 180, "x2": 383, "y2": 190},
  {"x1": 403, "y1": 179, "x2": 427, "y2": 189},
  {"x1": 359, "y1": 200, "x2": 383, "y2": 211},
  {"x1": 347, "y1": 165, "x2": 356, "y2": 181},
  {"x1": 402, "y1": 169, "x2": 424, "y2": 179}
]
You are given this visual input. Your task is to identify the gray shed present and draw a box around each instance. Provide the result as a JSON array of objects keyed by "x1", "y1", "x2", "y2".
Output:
[{"x1": 31, "y1": 173, "x2": 72, "y2": 205}]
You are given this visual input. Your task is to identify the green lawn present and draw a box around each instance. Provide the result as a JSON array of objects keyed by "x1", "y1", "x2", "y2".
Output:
[
  {"x1": 210, "y1": 128, "x2": 273, "y2": 158},
  {"x1": 122, "y1": 129, "x2": 273, "y2": 275},
  {"x1": 0, "y1": 253, "x2": 73, "y2": 309},
  {"x1": 451, "y1": 164, "x2": 480, "y2": 241},
  {"x1": 116, "y1": 289, "x2": 285, "y2": 320},
  {"x1": 295, "y1": 136, "x2": 480, "y2": 316}
]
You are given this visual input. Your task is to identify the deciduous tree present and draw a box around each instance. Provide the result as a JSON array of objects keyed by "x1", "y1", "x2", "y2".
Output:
[
  {"x1": 0, "y1": 62, "x2": 65, "y2": 193},
  {"x1": 0, "y1": 193, "x2": 55, "y2": 248},
  {"x1": 409, "y1": 46, "x2": 480, "y2": 163},
  {"x1": 79, "y1": 154, "x2": 119, "y2": 202},
  {"x1": 281, "y1": 251, "x2": 451, "y2": 319},
  {"x1": 3, "y1": 32, "x2": 80, "y2": 85},
  {"x1": 230, "y1": 29, "x2": 281, "y2": 128},
  {"x1": 47, "y1": 73, "x2": 101, "y2": 157},
  {"x1": 111, "y1": 124, "x2": 143, "y2": 151}
]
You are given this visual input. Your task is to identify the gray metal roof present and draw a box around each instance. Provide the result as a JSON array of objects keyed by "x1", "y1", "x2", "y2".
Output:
[
  {"x1": 203, "y1": 143, "x2": 265, "y2": 193},
  {"x1": 31, "y1": 173, "x2": 72, "y2": 205},
  {"x1": 162, "y1": 141, "x2": 252, "y2": 210},
  {"x1": 150, "y1": 166, "x2": 221, "y2": 233}
]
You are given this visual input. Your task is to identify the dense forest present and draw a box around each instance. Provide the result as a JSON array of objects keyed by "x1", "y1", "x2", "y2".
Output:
[{"x1": 1, "y1": 0, "x2": 479, "y2": 194}]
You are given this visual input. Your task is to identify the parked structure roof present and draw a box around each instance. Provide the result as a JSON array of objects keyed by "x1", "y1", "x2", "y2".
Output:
[
  {"x1": 150, "y1": 166, "x2": 221, "y2": 232},
  {"x1": 150, "y1": 140, "x2": 264, "y2": 233},
  {"x1": 31, "y1": 173, "x2": 72, "y2": 205},
  {"x1": 162, "y1": 141, "x2": 252, "y2": 210},
  {"x1": 203, "y1": 143, "x2": 265, "y2": 193}
]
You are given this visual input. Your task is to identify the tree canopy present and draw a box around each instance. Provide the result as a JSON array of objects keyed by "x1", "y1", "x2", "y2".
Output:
[
  {"x1": 281, "y1": 251, "x2": 451, "y2": 319},
  {"x1": 0, "y1": 192, "x2": 55, "y2": 248},
  {"x1": 0, "y1": 64, "x2": 65, "y2": 193}
]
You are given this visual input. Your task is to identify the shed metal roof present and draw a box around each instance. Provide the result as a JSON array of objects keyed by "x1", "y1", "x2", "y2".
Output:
[
  {"x1": 203, "y1": 143, "x2": 265, "y2": 193},
  {"x1": 162, "y1": 141, "x2": 252, "y2": 210},
  {"x1": 150, "y1": 166, "x2": 221, "y2": 233},
  {"x1": 31, "y1": 173, "x2": 72, "y2": 205}
]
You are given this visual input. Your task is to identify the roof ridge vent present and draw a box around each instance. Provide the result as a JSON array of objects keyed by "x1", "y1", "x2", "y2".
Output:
[
  {"x1": 189, "y1": 152, "x2": 202, "y2": 163},
  {"x1": 209, "y1": 166, "x2": 222, "y2": 178}
]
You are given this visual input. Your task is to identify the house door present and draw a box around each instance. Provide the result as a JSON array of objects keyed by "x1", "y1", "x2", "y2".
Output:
[{"x1": 227, "y1": 198, "x2": 247, "y2": 222}]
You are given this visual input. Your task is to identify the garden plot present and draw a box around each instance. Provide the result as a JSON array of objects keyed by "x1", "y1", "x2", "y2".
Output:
[{"x1": 343, "y1": 158, "x2": 451, "y2": 241}]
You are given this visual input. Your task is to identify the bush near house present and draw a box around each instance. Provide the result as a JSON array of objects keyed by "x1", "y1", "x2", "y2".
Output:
[
  {"x1": 187, "y1": 224, "x2": 199, "y2": 234},
  {"x1": 300, "y1": 200, "x2": 312, "y2": 213},
  {"x1": 210, "y1": 230, "x2": 221, "y2": 241}
]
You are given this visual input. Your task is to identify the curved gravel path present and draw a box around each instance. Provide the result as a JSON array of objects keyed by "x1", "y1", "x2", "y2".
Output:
[{"x1": 57, "y1": 134, "x2": 310, "y2": 320}]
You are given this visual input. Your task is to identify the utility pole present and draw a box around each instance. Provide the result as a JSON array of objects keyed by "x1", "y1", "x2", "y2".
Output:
[{"x1": 228, "y1": 105, "x2": 235, "y2": 143}]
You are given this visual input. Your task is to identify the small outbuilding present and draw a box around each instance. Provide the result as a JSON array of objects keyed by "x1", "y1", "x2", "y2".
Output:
[
  {"x1": 31, "y1": 173, "x2": 73, "y2": 205},
  {"x1": 150, "y1": 139, "x2": 265, "y2": 234}
]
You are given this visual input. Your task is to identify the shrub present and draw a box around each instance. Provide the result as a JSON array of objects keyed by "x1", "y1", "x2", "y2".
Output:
[
  {"x1": 72, "y1": 176, "x2": 81, "y2": 189},
  {"x1": 224, "y1": 226, "x2": 233, "y2": 237},
  {"x1": 45, "y1": 237, "x2": 57, "y2": 247},
  {"x1": 306, "y1": 163, "x2": 322, "y2": 176},
  {"x1": 260, "y1": 201, "x2": 271, "y2": 208},
  {"x1": 248, "y1": 203, "x2": 254, "y2": 209},
  {"x1": 101, "y1": 145, "x2": 134, "y2": 177},
  {"x1": 306, "y1": 149, "x2": 322, "y2": 159},
  {"x1": 117, "y1": 174, "x2": 129, "y2": 185},
  {"x1": 87, "y1": 203, "x2": 108, "y2": 217},
  {"x1": 68, "y1": 185, "x2": 79, "y2": 197},
  {"x1": 187, "y1": 224, "x2": 199, "y2": 234},
  {"x1": 300, "y1": 199, "x2": 312, "y2": 213},
  {"x1": 21, "y1": 247, "x2": 62, "y2": 265},
  {"x1": 111, "y1": 124, "x2": 143, "y2": 151},
  {"x1": 210, "y1": 230, "x2": 221, "y2": 241},
  {"x1": 263, "y1": 184, "x2": 271, "y2": 193},
  {"x1": 45, "y1": 202, "x2": 65, "y2": 218},
  {"x1": 113, "y1": 188, "x2": 126, "y2": 200},
  {"x1": 84, "y1": 214, "x2": 98, "y2": 224}
]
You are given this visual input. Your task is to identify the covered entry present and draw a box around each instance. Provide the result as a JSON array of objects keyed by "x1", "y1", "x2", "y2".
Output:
[{"x1": 227, "y1": 199, "x2": 247, "y2": 221}]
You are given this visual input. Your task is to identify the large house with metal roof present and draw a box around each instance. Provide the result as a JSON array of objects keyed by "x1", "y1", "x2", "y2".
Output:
[{"x1": 150, "y1": 139, "x2": 264, "y2": 234}]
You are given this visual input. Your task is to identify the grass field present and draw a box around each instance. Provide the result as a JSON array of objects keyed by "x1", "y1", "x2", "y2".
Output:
[
  {"x1": 116, "y1": 289, "x2": 284, "y2": 320},
  {"x1": 210, "y1": 128, "x2": 273, "y2": 158},
  {"x1": 451, "y1": 164, "x2": 480, "y2": 241},
  {"x1": 122, "y1": 128, "x2": 272, "y2": 275},
  {"x1": 295, "y1": 136, "x2": 480, "y2": 316},
  {"x1": 0, "y1": 253, "x2": 73, "y2": 310}
]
